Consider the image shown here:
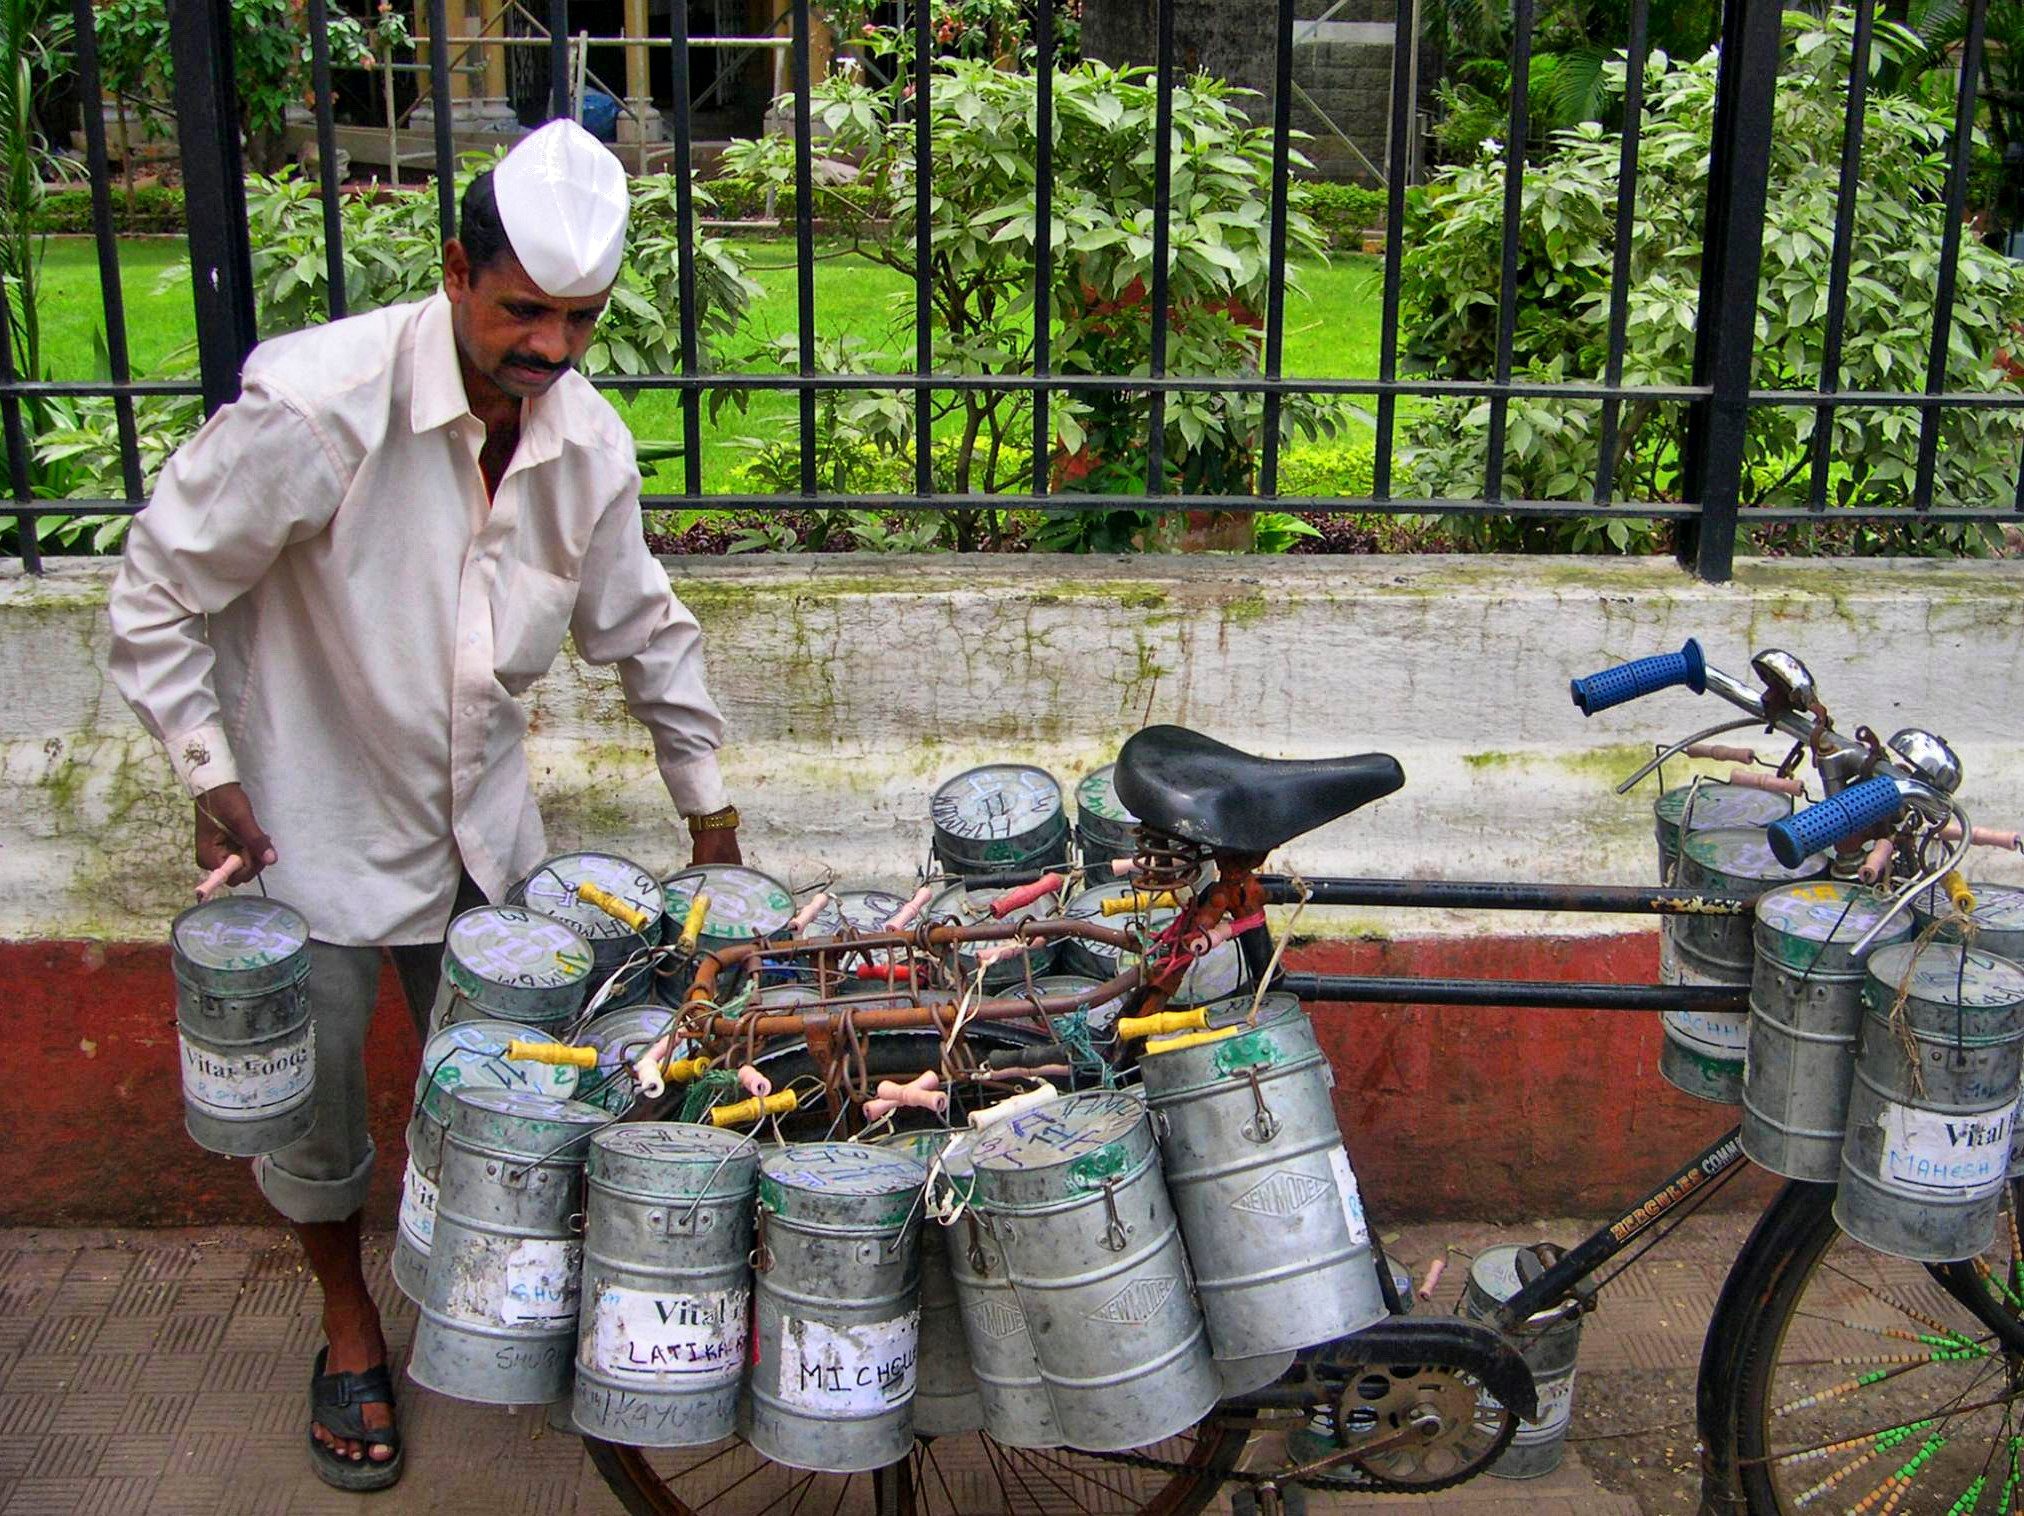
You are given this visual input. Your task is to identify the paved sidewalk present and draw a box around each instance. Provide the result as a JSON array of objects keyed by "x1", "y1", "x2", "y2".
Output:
[{"x1": 0, "y1": 1216, "x2": 1745, "y2": 1515}]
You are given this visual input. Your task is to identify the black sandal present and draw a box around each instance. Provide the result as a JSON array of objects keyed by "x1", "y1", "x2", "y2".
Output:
[{"x1": 308, "y1": 1344, "x2": 406, "y2": 1492}]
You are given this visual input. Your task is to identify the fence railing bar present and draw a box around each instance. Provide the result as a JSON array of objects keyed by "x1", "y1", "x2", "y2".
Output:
[
  {"x1": 0, "y1": 276, "x2": 36, "y2": 574},
  {"x1": 1592, "y1": 0, "x2": 1650, "y2": 509},
  {"x1": 1806, "y1": 0, "x2": 1876, "y2": 514},
  {"x1": 644, "y1": 491, "x2": 1708, "y2": 520},
  {"x1": 547, "y1": 0, "x2": 569, "y2": 118},
  {"x1": 1482, "y1": 0, "x2": 1535, "y2": 506},
  {"x1": 669, "y1": 0, "x2": 704, "y2": 497},
  {"x1": 1143, "y1": 0, "x2": 1176, "y2": 498},
  {"x1": 919, "y1": 0, "x2": 938, "y2": 499},
  {"x1": 168, "y1": 0, "x2": 259, "y2": 412},
  {"x1": 790, "y1": 0, "x2": 818, "y2": 497},
  {"x1": 1258, "y1": 0, "x2": 1296, "y2": 499},
  {"x1": 306, "y1": 0, "x2": 348, "y2": 321},
  {"x1": 69, "y1": 0, "x2": 144, "y2": 502},
  {"x1": 428, "y1": 0, "x2": 457, "y2": 240},
  {"x1": 1677, "y1": 0, "x2": 1782, "y2": 582},
  {"x1": 1372, "y1": 0, "x2": 1416, "y2": 502},
  {"x1": 2015, "y1": 443, "x2": 2023, "y2": 514},
  {"x1": 1911, "y1": 0, "x2": 1989, "y2": 512},
  {"x1": 0, "y1": 380, "x2": 211, "y2": 399},
  {"x1": 1030, "y1": 0, "x2": 1053, "y2": 499},
  {"x1": 566, "y1": 372, "x2": 1714, "y2": 401}
]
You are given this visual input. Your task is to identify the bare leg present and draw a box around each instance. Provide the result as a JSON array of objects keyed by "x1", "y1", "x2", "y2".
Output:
[{"x1": 297, "y1": 1213, "x2": 395, "y2": 1462}]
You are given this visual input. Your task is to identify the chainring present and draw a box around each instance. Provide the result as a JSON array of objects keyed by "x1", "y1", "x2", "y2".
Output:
[
  {"x1": 1318, "y1": 1359, "x2": 1517, "y2": 1489},
  {"x1": 1083, "y1": 1359, "x2": 1518, "y2": 1497}
]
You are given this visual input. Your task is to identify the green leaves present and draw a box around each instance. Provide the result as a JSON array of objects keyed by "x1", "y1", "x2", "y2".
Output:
[{"x1": 1401, "y1": 8, "x2": 2024, "y2": 543}]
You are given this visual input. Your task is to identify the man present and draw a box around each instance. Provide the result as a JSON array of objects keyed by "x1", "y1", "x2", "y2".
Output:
[{"x1": 108, "y1": 120, "x2": 739, "y2": 1492}]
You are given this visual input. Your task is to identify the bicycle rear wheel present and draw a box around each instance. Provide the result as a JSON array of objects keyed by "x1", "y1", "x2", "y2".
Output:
[
  {"x1": 587, "y1": 1418, "x2": 1251, "y2": 1516},
  {"x1": 1713, "y1": 1178, "x2": 2024, "y2": 1515}
]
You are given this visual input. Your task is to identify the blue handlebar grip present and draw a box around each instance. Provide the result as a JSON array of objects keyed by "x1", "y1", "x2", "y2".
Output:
[
  {"x1": 1766, "y1": 777, "x2": 1906, "y2": 869},
  {"x1": 1568, "y1": 639, "x2": 1708, "y2": 717}
]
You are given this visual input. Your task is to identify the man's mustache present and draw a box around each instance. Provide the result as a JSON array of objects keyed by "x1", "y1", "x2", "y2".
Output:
[{"x1": 504, "y1": 352, "x2": 570, "y2": 375}]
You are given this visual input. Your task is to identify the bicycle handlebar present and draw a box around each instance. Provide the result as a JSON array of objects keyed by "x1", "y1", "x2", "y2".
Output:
[
  {"x1": 1569, "y1": 639, "x2": 1707, "y2": 716},
  {"x1": 1765, "y1": 776, "x2": 1907, "y2": 868}
]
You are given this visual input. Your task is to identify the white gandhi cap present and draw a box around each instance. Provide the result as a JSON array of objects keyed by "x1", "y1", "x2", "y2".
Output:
[{"x1": 492, "y1": 119, "x2": 629, "y2": 298}]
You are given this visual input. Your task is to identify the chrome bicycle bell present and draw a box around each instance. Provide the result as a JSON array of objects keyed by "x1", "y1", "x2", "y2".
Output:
[
  {"x1": 1750, "y1": 649, "x2": 1817, "y2": 714},
  {"x1": 1887, "y1": 728, "x2": 1962, "y2": 795}
]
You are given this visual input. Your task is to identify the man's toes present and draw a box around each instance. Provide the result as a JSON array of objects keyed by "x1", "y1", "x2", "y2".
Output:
[{"x1": 369, "y1": 1442, "x2": 395, "y2": 1462}]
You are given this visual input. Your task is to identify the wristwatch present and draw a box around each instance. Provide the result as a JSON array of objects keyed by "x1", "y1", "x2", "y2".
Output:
[{"x1": 687, "y1": 804, "x2": 740, "y2": 834}]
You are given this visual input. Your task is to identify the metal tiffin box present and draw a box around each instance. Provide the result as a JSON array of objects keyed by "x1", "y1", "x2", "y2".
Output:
[
  {"x1": 572, "y1": 1122, "x2": 760, "y2": 1446},
  {"x1": 408, "y1": 1088, "x2": 606, "y2": 1405},
  {"x1": 970, "y1": 1090, "x2": 1222, "y2": 1453},
  {"x1": 395, "y1": 1018, "x2": 582, "y2": 1303},
  {"x1": 1138, "y1": 992, "x2": 1388, "y2": 1359},
  {"x1": 172, "y1": 896, "x2": 316, "y2": 1157},
  {"x1": 1836, "y1": 943, "x2": 2024, "y2": 1263},
  {"x1": 741, "y1": 1143, "x2": 929, "y2": 1474}
]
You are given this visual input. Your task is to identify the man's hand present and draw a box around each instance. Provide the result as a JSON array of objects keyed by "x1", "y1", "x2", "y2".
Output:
[
  {"x1": 689, "y1": 828, "x2": 742, "y2": 867},
  {"x1": 196, "y1": 782, "x2": 279, "y2": 886}
]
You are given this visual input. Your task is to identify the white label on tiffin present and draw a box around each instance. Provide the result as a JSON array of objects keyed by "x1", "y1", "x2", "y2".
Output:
[
  {"x1": 500, "y1": 1239, "x2": 581, "y2": 1325},
  {"x1": 778, "y1": 1312, "x2": 920, "y2": 1413},
  {"x1": 1663, "y1": 1008, "x2": 1748, "y2": 1055},
  {"x1": 397, "y1": 1159, "x2": 438, "y2": 1252},
  {"x1": 590, "y1": 1285, "x2": 748, "y2": 1384},
  {"x1": 1515, "y1": 1372, "x2": 1577, "y2": 1443},
  {"x1": 1327, "y1": 1146, "x2": 1370, "y2": 1248},
  {"x1": 1878, "y1": 1102, "x2": 2013, "y2": 1196},
  {"x1": 178, "y1": 1022, "x2": 315, "y2": 1117}
]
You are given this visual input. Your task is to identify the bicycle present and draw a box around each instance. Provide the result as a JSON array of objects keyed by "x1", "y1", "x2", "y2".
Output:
[{"x1": 568, "y1": 639, "x2": 2024, "y2": 1516}]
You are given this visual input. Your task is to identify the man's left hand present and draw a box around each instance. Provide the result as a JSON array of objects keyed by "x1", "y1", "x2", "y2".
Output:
[{"x1": 690, "y1": 828, "x2": 742, "y2": 866}]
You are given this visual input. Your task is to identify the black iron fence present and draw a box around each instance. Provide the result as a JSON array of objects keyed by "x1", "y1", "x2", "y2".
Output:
[{"x1": 7, "y1": 0, "x2": 2023, "y2": 580}]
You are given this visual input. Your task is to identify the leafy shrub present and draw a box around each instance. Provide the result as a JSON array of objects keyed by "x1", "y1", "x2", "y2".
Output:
[
  {"x1": 720, "y1": 57, "x2": 1355, "y2": 549},
  {"x1": 31, "y1": 186, "x2": 186, "y2": 234},
  {"x1": 35, "y1": 165, "x2": 758, "y2": 547},
  {"x1": 1400, "y1": 9, "x2": 2024, "y2": 552},
  {"x1": 1293, "y1": 182, "x2": 1391, "y2": 248}
]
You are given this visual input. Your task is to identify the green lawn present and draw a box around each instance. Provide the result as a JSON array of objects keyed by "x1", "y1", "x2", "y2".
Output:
[{"x1": 34, "y1": 234, "x2": 1384, "y2": 494}]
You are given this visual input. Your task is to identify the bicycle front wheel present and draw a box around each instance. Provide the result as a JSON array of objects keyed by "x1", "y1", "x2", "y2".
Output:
[{"x1": 1717, "y1": 1178, "x2": 2024, "y2": 1515}]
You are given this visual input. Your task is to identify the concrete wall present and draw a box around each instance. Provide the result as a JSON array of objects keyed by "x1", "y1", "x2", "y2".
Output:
[
  {"x1": 5, "y1": 553, "x2": 2021, "y2": 1226},
  {"x1": 7, "y1": 555, "x2": 2021, "y2": 943}
]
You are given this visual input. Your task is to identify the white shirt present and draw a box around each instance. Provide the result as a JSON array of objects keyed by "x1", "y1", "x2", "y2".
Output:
[{"x1": 107, "y1": 292, "x2": 727, "y2": 946}]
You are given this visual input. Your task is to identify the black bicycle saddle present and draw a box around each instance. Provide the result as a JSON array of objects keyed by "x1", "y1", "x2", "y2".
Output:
[{"x1": 1112, "y1": 725, "x2": 1405, "y2": 855}]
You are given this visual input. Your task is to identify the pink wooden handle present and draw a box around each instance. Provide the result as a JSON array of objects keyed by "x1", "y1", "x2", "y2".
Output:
[
  {"x1": 884, "y1": 885, "x2": 935, "y2": 931},
  {"x1": 789, "y1": 892, "x2": 831, "y2": 934},
  {"x1": 975, "y1": 942, "x2": 1026, "y2": 967},
  {"x1": 195, "y1": 855, "x2": 243, "y2": 903},
  {"x1": 865, "y1": 1072, "x2": 945, "y2": 1119},
  {"x1": 1109, "y1": 857, "x2": 1137, "y2": 877},
  {"x1": 737, "y1": 1064, "x2": 772, "y2": 1099},
  {"x1": 1941, "y1": 822, "x2": 2022, "y2": 849},
  {"x1": 1418, "y1": 1258, "x2": 1446, "y2": 1301},
  {"x1": 991, "y1": 874, "x2": 1064, "y2": 918},
  {"x1": 1859, "y1": 837, "x2": 1895, "y2": 886},
  {"x1": 1687, "y1": 743, "x2": 1758, "y2": 763},
  {"x1": 1728, "y1": 767, "x2": 1806, "y2": 796}
]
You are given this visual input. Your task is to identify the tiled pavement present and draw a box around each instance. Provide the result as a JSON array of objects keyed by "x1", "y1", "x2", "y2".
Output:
[{"x1": 0, "y1": 1217, "x2": 1746, "y2": 1515}]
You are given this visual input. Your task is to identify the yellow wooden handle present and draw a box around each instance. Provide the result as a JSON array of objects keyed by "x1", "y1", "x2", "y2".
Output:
[
  {"x1": 1944, "y1": 870, "x2": 1978, "y2": 917},
  {"x1": 708, "y1": 1089, "x2": 800, "y2": 1127},
  {"x1": 1145, "y1": 1026, "x2": 1242, "y2": 1055},
  {"x1": 1101, "y1": 891, "x2": 1182, "y2": 917},
  {"x1": 504, "y1": 1039, "x2": 598, "y2": 1068},
  {"x1": 577, "y1": 881, "x2": 651, "y2": 932},
  {"x1": 663, "y1": 1055, "x2": 712, "y2": 1084},
  {"x1": 1116, "y1": 1008, "x2": 1208, "y2": 1041},
  {"x1": 677, "y1": 892, "x2": 712, "y2": 953}
]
